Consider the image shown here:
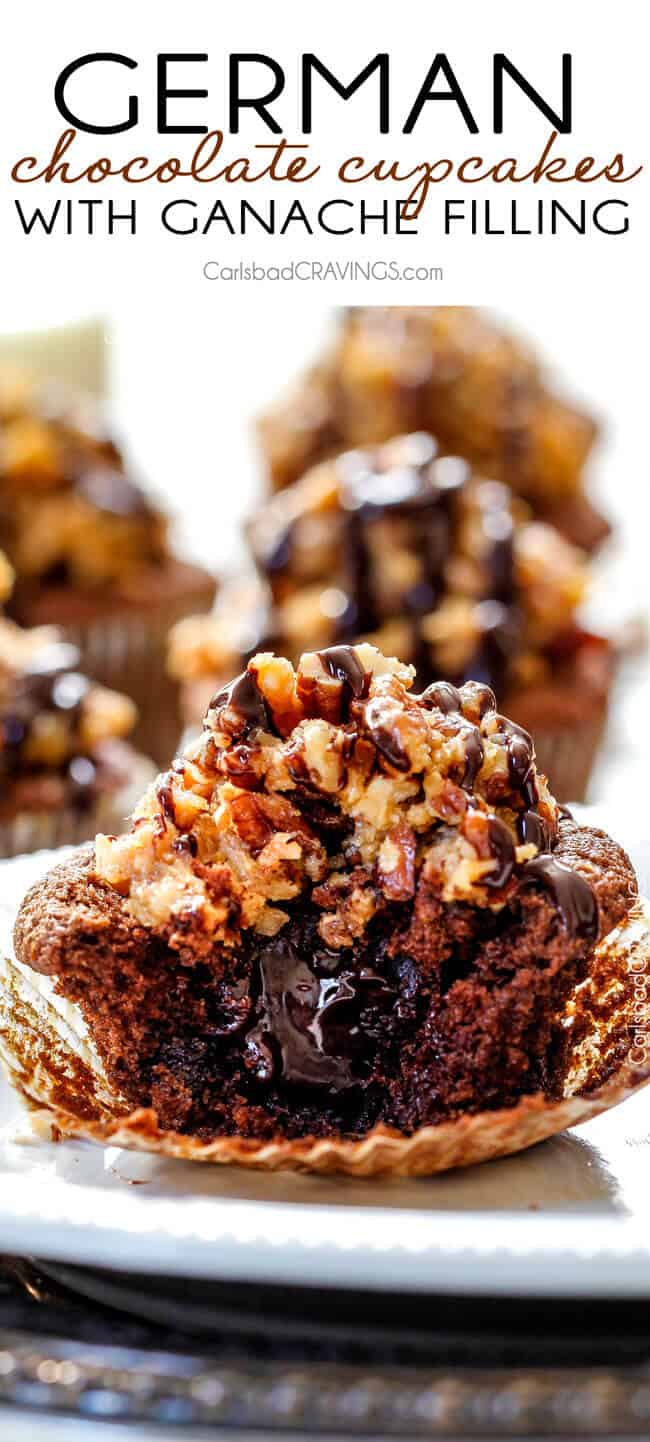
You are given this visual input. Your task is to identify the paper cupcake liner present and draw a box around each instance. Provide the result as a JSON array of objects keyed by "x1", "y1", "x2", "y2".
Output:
[
  {"x1": 530, "y1": 714, "x2": 607, "y2": 803},
  {"x1": 0, "y1": 752, "x2": 155, "y2": 861},
  {"x1": 1, "y1": 898, "x2": 648, "y2": 1178},
  {"x1": 57, "y1": 606, "x2": 199, "y2": 768}
]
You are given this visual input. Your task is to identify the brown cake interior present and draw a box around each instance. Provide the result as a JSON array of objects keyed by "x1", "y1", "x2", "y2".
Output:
[{"x1": 14, "y1": 645, "x2": 637, "y2": 1144}]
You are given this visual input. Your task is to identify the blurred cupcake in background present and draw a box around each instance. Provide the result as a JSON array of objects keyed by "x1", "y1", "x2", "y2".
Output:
[
  {"x1": 0, "y1": 370, "x2": 217, "y2": 763},
  {"x1": 258, "y1": 306, "x2": 609, "y2": 553},
  {"x1": 170, "y1": 434, "x2": 613, "y2": 801},
  {"x1": 170, "y1": 576, "x2": 271, "y2": 734},
  {"x1": 0, "y1": 595, "x2": 155, "y2": 858}
]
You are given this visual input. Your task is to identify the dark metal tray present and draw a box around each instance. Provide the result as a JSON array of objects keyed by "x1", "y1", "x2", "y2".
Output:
[{"x1": 0, "y1": 1256, "x2": 650, "y2": 1436}]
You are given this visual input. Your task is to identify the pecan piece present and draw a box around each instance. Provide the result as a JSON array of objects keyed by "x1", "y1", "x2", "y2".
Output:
[
  {"x1": 229, "y1": 793, "x2": 274, "y2": 852},
  {"x1": 220, "y1": 744, "x2": 265, "y2": 791},
  {"x1": 377, "y1": 822, "x2": 417, "y2": 901}
]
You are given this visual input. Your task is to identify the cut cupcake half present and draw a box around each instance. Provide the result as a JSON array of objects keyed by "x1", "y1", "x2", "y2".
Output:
[{"x1": 2, "y1": 644, "x2": 647, "y2": 1176}]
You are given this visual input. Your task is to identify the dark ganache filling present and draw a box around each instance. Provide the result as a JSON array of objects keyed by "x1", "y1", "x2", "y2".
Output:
[
  {"x1": 244, "y1": 937, "x2": 395, "y2": 1090},
  {"x1": 238, "y1": 868, "x2": 598, "y2": 1105},
  {"x1": 238, "y1": 858, "x2": 598, "y2": 1103}
]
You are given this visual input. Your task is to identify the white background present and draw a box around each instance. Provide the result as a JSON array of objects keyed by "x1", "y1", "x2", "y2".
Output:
[{"x1": 0, "y1": 0, "x2": 648, "y2": 802}]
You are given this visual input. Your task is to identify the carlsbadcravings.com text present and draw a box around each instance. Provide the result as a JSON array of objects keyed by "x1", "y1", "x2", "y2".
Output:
[{"x1": 202, "y1": 261, "x2": 444, "y2": 282}]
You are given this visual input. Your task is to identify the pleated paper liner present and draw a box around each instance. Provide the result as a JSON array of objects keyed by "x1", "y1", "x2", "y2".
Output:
[
  {"x1": 0, "y1": 751, "x2": 155, "y2": 861},
  {"x1": 1, "y1": 900, "x2": 648, "y2": 1179},
  {"x1": 62, "y1": 609, "x2": 187, "y2": 768},
  {"x1": 530, "y1": 714, "x2": 608, "y2": 804}
]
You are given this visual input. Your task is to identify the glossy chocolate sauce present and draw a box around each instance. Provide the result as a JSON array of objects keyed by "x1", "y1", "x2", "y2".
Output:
[
  {"x1": 459, "y1": 483, "x2": 523, "y2": 695},
  {"x1": 318, "y1": 645, "x2": 369, "y2": 701},
  {"x1": 362, "y1": 696, "x2": 410, "y2": 772},
  {"x1": 514, "y1": 793, "x2": 597, "y2": 939},
  {"x1": 420, "y1": 680, "x2": 462, "y2": 714},
  {"x1": 255, "y1": 439, "x2": 526, "y2": 697},
  {"x1": 210, "y1": 670, "x2": 273, "y2": 735},
  {"x1": 518, "y1": 809, "x2": 552, "y2": 853},
  {"x1": 504, "y1": 721, "x2": 538, "y2": 809},
  {"x1": 419, "y1": 680, "x2": 486, "y2": 788},
  {"x1": 462, "y1": 727, "x2": 485, "y2": 789},
  {"x1": 521, "y1": 854, "x2": 599, "y2": 941},
  {"x1": 484, "y1": 816, "x2": 517, "y2": 889},
  {"x1": 245, "y1": 938, "x2": 394, "y2": 1091},
  {"x1": 469, "y1": 802, "x2": 597, "y2": 938},
  {"x1": 338, "y1": 441, "x2": 466, "y2": 644},
  {"x1": 458, "y1": 706, "x2": 596, "y2": 934},
  {"x1": 2, "y1": 648, "x2": 87, "y2": 744}
]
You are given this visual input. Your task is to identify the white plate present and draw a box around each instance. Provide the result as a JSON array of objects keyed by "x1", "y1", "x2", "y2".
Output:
[{"x1": 0, "y1": 811, "x2": 649, "y2": 1298}]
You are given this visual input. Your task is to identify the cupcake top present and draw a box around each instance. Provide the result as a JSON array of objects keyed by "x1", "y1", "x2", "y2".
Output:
[
  {"x1": 0, "y1": 619, "x2": 136, "y2": 813},
  {"x1": 0, "y1": 369, "x2": 167, "y2": 589},
  {"x1": 257, "y1": 307, "x2": 605, "y2": 550},
  {"x1": 171, "y1": 433, "x2": 589, "y2": 703},
  {"x1": 97, "y1": 642, "x2": 601, "y2": 957}
]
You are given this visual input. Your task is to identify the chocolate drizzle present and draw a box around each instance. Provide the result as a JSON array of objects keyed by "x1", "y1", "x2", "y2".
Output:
[
  {"x1": 262, "y1": 526, "x2": 294, "y2": 577},
  {"x1": 464, "y1": 483, "x2": 523, "y2": 697},
  {"x1": 488, "y1": 715, "x2": 539, "y2": 810},
  {"x1": 507, "y1": 728, "x2": 534, "y2": 788},
  {"x1": 417, "y1": 681, "x2": 485, "y2": 787},
  {"x1": 336, "y1": 441, "x2": 467, "y2": 648},
  {"x1": 483, "y1": 811, "x2": 598, "y2": 939},
  {"x1": 420, "y1": 681, "x2": 461, "y2": 714},
  {"x1": 253, "y1": 437, "x2": 529, "y2": 698},
  {"x1": 484, "y1": 816, "x2": 516, "y2": 889},
  {"x1": 514, "y1": 799, "x2": 598, "y2": 940},
  {"x1": 245, "y1": 938, "x2": 394, "y2": 1091},
  {"x1": 518, "y1": 809, "x2": 551, "y2": 853},
  {"x1": 462, "y1": 727, "x2": 485, "y2": 790},
  {"x1": 210, "y1": 670, "x2": 273, "y2": 735},
  {"x1": 465, "y1": 601, "x2": 521, "y2": 698},
  {"x1": 361, "y1": 695, "x2": 411, "y2": 772},
  {"x1": 318, "y1": 645, "x2": 370, "y2": 702},
  {"x1": 521, "y1": 854, "x2": 599, "y2": 941},
  {"x1": 506, "y1": 725, "x2": 538, "y2": 809}
]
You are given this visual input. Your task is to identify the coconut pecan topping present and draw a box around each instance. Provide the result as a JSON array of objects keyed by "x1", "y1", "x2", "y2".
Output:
[{"x1": 95, "y1": 643, "x2": 575, "y2": 953}]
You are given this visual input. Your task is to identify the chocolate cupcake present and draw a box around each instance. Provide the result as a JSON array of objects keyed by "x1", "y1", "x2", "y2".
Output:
[
  {"x1": 0, "y1": 618, "x2": 154, "y2": 857},
  {"x1": 3, "y1": 644, "x2": 646, "y2": 1176},
  {"x1": 258, "y1": 307, "x2": 608, "y2": 551},
  {"x1": 170, "y1": 435, "x2": 612, "y2": 800},
  {"x1": 0, "y1": 370, "x2": 216, "y2": 763}
]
